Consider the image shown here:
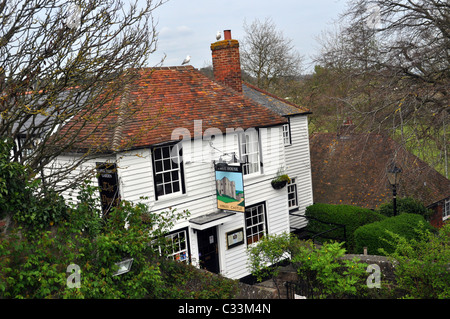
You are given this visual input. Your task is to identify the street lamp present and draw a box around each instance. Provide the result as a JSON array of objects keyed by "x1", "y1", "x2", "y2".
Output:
[{"x1": 387, "y1": 163, "x2": 402, "y2": 216}]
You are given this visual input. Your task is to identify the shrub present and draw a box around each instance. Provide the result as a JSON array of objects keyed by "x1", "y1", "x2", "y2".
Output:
[
  {"x1": 384, "y1": 223, "x2": 450, "y2": 299},
  {"x1": 291, "y1": 240, "x2": 368, "y2": 299},
  {"x1": 354, "y1": 213, "x2": 435, "y2": 256},
  {"x1": 0, "y1": 139, "x2": 33, "y2": 220},
  {"x1": 378, "y1": 197, "x2": 432, "y2": 219},
  {"x1": 247, "y1": 232, "x2": 294, "y2": 298},
  {"x1": 305, "y1": 203, "x2": 386, "y2": 252}
]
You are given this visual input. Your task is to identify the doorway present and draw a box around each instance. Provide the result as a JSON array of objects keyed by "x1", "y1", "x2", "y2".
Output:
[{"x1": 197, "y1": 227, "x2": 220, "y2": 273}]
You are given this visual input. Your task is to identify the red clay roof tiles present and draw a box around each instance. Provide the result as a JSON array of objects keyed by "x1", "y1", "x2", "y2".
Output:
[{"x1": 64, "y1": 66, "x2": 290, "y2": 152}]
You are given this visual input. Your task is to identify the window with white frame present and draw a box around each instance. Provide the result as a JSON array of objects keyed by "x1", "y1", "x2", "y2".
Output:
[
  {"x1": 239, "y1": 130, "x2": 260, "y2": 175},
  {"x1": 282, "y1": 123, "x2": 291, "y2": 146},
  {"x1": 287, "y1": 177, "x2": 298, "y2": 209},
  {"x1": 154, "y1": 229, "x2": 188, "y2": 263},
  {"x1": 245, "y1": 202, "x2": 267, "y2": 245},
  {"x1": 152, "y1": 143, "x2": 184, "y2": 199},
  {"x1": 444, "y1": 199, "x2": 450, "y2": 220}
]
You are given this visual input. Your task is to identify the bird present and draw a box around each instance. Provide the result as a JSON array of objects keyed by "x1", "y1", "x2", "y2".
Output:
[
  {"x1": 216, "y1": 31, "x2": 221, "y2": 41},
  {"x1": 181, "y1": 55, "x2": 190, "y2": 65}
]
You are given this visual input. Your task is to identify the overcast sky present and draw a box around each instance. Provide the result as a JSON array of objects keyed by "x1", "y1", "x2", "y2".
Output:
[{"x1": 147, "y1": 0, "x2": 348, "y2": 73}]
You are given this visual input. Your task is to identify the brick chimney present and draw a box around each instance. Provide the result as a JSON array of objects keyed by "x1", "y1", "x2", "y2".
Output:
[{"x1": 210, "y1": 30, "x2": 242, "y2": 93}]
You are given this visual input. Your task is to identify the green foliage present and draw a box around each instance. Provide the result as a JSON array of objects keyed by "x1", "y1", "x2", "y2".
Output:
[
  {"x1": 378, "y1": 197, "x2": 432, "y2": 219},
  {"x1": 291, "y1": 240, "x2": 368, "y2": 299},
  {"x1": 0, "y1": 139, "x2": 33, "y2": 220},
  {"x1": 0, "y1": 187, "x2": 166, "y2": 298},
  {"x1": 0, "y1": 139, "x2": 69, "y2": 230},
  {"x1": 383, "y1": 224, "x2": 450, "y2": 299},
  {"x1": 354, "y1": 213, "x2": 435, "y2": 256},
  {"x1": 0, "y1": 177, "x2": 239, "y2": 299},
  {"x1": 247, "y1": 232, "x2": 294, "y2": 297},
  {"x1": 305, "y1": 203, "x2": 386, "y2": 252},
  {"x1": 159, "y1": 259, "x2": 239, "y2": 299}
]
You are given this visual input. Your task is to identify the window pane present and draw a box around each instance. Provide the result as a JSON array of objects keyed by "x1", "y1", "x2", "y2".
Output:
[
  {"x1": 155, "y1": 160, "x2": 163, "y2": 172},
  {"x1": 162, "y1": 146, "x2": 170, "y2": 158},
  {"x1": 163, "y1": 159, "x2": 171, "y2": 171},
  {"x1": 154, "y1": 148, "x2": 162, "y2": 160},
  {"x1": 172, "y1": 181, "x2": 180, "y2": 193}
]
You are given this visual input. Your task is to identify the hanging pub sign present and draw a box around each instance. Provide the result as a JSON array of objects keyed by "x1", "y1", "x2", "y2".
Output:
[
  {"x1": 96, "y1": 162, "x2": 121, "y2": 217},
  {"x1": 215, "y1": 163, "x2": 245, "y2": 213}
]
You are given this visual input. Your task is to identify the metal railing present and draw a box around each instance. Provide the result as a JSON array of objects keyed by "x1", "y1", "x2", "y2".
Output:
[{"x1": 289, "y1": 211, "x2": 348, "y2": 249}]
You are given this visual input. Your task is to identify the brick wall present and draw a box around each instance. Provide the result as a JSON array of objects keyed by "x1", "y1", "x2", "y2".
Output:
[{"x1": 210, "y1": 30, "x2": 242, "y2": 93}]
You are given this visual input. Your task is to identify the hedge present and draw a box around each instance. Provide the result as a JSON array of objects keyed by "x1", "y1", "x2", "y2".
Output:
[
  {"x1": 354, "y1": 213, "x2": 435, "y2": 256},
  {"x1": 305, "y1": 203, "x2": 386, "y2": 252}
]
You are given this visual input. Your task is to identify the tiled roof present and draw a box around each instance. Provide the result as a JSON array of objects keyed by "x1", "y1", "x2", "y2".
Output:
[
  {"x1": 310, "y1": 132, "x2": 450, "y2": 208},
  {"x1": 242, "y1": 83, "x2": 310, "y2": 116},
  {"x1": 62, "y1": 66, "x2": 289, "y2": 152}
]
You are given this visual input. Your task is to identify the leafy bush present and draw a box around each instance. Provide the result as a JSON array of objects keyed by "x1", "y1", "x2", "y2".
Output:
[
  {"x1": 384, "y1": 223, "x2": 450, "y2": 299},
  {"x1": 291, "y1": 240, "x2": 368, "y2": 299},
  {"x1": 354, "y1": 213, "x2": 435, "y2": 256},
  {"x1": 378, "y1": 197, "x2": 432, "y2": 219},
  {"x1": 305, "y1": 203, "x2": 386, "y2": 252},
  {"x1": 0, "y1": 139, "x2": 33, "y2": 220},
  {"x1": 247, "y1": 232, "x2": 293, "y2": 298}
]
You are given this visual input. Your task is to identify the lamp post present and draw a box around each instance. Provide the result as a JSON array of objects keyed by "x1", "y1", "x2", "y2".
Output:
[{"x1": 387, "y1": 163, "x2": 402, "y2": 216}]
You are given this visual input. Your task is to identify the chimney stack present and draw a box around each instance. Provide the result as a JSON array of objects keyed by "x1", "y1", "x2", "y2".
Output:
[{"x1": 210, "y1": 30, "x2": 242, "y2": 93}]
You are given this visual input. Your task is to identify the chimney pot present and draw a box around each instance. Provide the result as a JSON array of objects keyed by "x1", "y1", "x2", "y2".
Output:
[{"x1": 224, "y1": 30, "x2": 232, "y2": 40}]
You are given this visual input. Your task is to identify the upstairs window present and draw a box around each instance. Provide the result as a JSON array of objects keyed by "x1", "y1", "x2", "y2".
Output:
[
  {"x1": 239, "y1": 130, "x2": 260, "y2": 175},
  {"x1": 152, "y1": 143, "x2": 185, "y2": 200},
  {"x1": 282, "y1": 123, "x2": 291, "y2": 146}
]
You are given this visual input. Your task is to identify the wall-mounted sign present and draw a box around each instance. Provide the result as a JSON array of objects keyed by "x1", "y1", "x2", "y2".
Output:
[
  {"x1": 215, "y1": 163, "x2": 245, "y2": 213},
  {"x1": 96, "y1": 162, "x2": 121, "y2": 216},
  {"x1": 226, "y1": 228, "x2": 244, "y2": 249}
]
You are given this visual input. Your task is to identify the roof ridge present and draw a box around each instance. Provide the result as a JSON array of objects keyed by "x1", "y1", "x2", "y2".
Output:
[{"x1": 243, "y1": 82, "x2": 310, "y2": 113}]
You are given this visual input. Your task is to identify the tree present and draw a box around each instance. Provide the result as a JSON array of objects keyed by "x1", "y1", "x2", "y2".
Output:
[
  {"x1": 0, "y1": 0, "x2": 166, "y2": 193},
  {"x1": 240, "y1": 17, "x2": 304, "y2": 92},
  {"x1": 310, "y1": 0, "x2": 449, "y2": 176}
]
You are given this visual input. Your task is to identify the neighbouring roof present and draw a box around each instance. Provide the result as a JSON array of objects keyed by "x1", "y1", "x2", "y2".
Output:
[
  {"x1": 242, "y1": 83, "x2": 310, "y2": 117},
  {"x1": 310, "y1": 132, "x2": 450, "y2": 208},
  {"x1": 61, "y1": 66, "x2": 292, "y2": 152}
]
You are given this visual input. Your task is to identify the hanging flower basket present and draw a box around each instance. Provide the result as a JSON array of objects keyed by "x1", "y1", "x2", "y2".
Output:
[{"x1": 271, "y1": 180, "x2": 288, "y2": 189}]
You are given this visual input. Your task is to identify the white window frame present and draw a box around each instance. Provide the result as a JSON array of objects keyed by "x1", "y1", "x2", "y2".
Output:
[
  {"x1": 287, "y1": 177, "x2": 298, "y2": 210},
  {"x1": 282, "y1": 123, "x2": 291, "y2": 146},
  {"x1": 245, "y1": 202, "x2": 267, "y2": 245},
  {"x1": 239, "y1": 130, "x2": 260, "y2": 176},
  {"x1": 154, "y1": 229, "x2": 189, "y2": 263},
  {"x1": 444, "y1": 199, "x2": 450, "y2": 221},
  {"x1": 152, "y1": 143, "x2": 183, "y2": 199}
]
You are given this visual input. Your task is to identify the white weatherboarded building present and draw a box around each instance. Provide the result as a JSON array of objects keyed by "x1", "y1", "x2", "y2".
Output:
[{"x1": 51, "y1": 31, "x2": 313, "y2": 280}]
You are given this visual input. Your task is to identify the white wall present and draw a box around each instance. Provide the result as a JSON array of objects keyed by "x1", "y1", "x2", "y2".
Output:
[
  {"x1": 52, "y1": 122, "x2": 310, "y2": 279},
  {"x1": 285, "y1": 115, "x2": 314, "y2": 231}
]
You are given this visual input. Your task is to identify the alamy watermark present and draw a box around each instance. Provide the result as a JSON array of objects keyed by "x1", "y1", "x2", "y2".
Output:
[
  {"x1": 65, "y1": 262, "x2": 382, "y2": 289},
  {"x1": 365, "y1": 4, "x2": 382, "y2": 30},
  {"x1": 66, "y1": 263, "x2": 81, "y2": 288},
  {"x1": 65, "y1": 4, "x2": 81, "y2": 29},
  {"x1": 366, "y1": 264, "x2": 381, "y2": 288}
]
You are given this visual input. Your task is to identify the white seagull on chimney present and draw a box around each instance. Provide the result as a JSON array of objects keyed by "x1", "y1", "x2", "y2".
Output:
[
  {"x1": 216, "y1": 31, "x2": 221, "y2": 40},
  {"x1": 181, "y1": 55, "x2": 191, "y2": 65}
]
